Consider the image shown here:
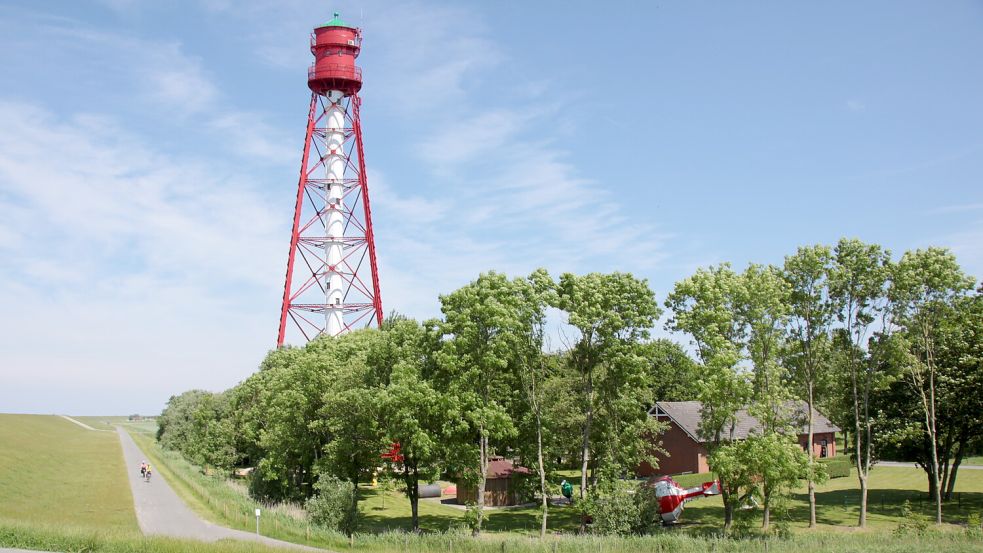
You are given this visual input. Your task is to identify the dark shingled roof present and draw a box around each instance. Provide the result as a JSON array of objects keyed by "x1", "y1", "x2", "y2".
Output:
[
  {"x1": 650, "y1": 400, "x2": 839, "y2": 442},
  {"x1": 486, "y1": 458, "x2": 531, "y2": 479}
]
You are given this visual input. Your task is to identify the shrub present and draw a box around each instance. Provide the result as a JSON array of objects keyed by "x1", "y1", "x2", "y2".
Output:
[
  {"x1": 463, "y1": 502, "x2": 481, "y2": 534},
  {"x1": 306, "y1": 476, "x2": 357, "y2": 535},
  {"x1": 894, "y1": 499, "x2": 929, "y2": 536},
  {"x1": 588, "y1": 484, "x2": 662, "y2": 536},
  {"x1": 967, "y1": 512, "x2": 981, "y2": 537},
  {"x1": 818, "y1": 457, "x2": 851, "y2": 479},
  {"x1": 589, "y1": 488, "x2": 637, "y2": 536}
]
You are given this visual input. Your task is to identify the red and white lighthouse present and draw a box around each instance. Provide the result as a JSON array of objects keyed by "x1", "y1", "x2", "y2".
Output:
[{"x1": 277, "y1": 12, "x2": 383, "y2": 346}]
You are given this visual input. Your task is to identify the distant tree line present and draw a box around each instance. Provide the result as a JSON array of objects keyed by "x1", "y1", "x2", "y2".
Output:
[{"x1": 157, "y1": 238, "x2": 981, "y2": 535}]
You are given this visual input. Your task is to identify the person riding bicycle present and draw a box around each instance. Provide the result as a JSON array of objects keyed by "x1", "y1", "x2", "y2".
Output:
[
  {"x1": 144, "y1": 464, "x2": 153, "y2": 482},
  {"x1": 140, "y1": 461, "x2": 147, "y2": 478}
]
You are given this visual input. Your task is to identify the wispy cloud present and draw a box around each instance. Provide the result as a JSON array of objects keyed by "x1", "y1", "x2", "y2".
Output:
[
  {"x1": 0, "y1": 100, "x2": 284, "y2": 412},
  {"x1": 31, "y1": 22, "x2": 290, "y2": 165},
  {"x1": 934, "y1": 221, "x2": 983, "y2": 281},
  {"x1": 846, "y1": 99, "x2": 866, "y2": 112}
]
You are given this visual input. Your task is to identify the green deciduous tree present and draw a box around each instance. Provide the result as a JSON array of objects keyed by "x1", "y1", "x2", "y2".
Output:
[
  {"x1": 782, "y1": 244, "x2": 834, "y2": 528},
  {"x1": 554, "y1": 272, "x2": 662, "y2": 512},
  {"x1": 888, "y1": 247, "x2": 975, "y2": 524},
  {"x1": 640, "y1": 339, "x2": 700, "y2": 402},
  {"x1": 828, "y1": 238, "x2": 893, "y2": 528},
  {"x1": 436, "y1": 272, "x2": 533, "y2": 535},
  {"x1": 737, "y1": 263, "x2": 795, "y2": 529},
  {"x1": 666, "y1": 263, "x2": 750, "y2": 531},
  {"x1": 376, "y1": 318, "x2": 445, "y2": 532}
]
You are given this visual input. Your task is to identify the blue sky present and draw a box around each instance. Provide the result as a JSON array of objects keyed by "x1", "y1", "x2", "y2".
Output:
[{"x1": 1, "y1": 1, "x2": 981, "y2": 415}]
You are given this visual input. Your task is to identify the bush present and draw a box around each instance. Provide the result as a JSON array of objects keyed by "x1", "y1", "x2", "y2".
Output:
[
  {"x1": 818, "y1": 457, "x2": 851, "y2": 479},
  {"x1": 894, "y1": 500, "x2": 929, "y2": 536},
  {"x1": 966, "y1": 512, "x2": 981, "y2": 537},
  {"x1": 306, "y1": 476, "x2": 357, "y2": 535},
  {"x1": 587, "y1": 484, "x2": 662, "y2": 536}
]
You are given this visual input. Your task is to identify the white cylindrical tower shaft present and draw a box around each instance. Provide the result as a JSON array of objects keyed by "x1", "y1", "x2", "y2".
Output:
[{"x1": 324, "y1": 91, "x2": 346, "y2": 335}]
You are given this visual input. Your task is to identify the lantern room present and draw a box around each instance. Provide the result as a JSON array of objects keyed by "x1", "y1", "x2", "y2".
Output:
[{"x1": 308, "y1": 12, "x2": 363, "y2": 96}]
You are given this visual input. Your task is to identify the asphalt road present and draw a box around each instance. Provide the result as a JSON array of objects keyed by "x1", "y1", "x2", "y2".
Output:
[
  {"x1": 878, "y1": 460, "x2": 983, "y2": 470},
  {"x1": 117, "y1": 427, "x2": 324, "y2": 550}
]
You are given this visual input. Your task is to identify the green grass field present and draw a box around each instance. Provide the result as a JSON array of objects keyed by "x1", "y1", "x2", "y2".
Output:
[
  {"x1": 130, "y1": 417, "x2": 983, "y2": 537},
  {"x1": 0, "y1": 414, "x2": 137, "y2": 530},
  {"x1": 2, "y1": 414, "x2": 983, "y2": 553}
]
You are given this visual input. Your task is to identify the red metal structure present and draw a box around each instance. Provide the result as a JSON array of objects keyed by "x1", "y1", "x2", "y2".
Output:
[{"x1": 278, "y1": 12, "x2": 383, "y2": 346}]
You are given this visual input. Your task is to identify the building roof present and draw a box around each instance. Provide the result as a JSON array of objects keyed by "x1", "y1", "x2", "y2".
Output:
[
  {"x1": 486, "y1": 458, "x2": 531, "y2": 479},
  {"x1": 650, "y1": 400, "x2": 839, "y2": 443},
  {"x1": 316, "y1": 12, "x2": 354, "y2": 29}
]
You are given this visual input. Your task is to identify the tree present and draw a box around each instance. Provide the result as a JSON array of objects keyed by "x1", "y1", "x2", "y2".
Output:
[
  {"x1": 782, "y1": 244, "x2": 834, "y2": 527},
  {"x1": 376, "y1": 318, "x2": 446, "y2": 532},
  {"x1": 157, "y1": 389, "x2": 237, "y2": 472},
  {"x1": 436, "y1": 272, "x2": 532, "y2": 535},
  {"x1": 737, "y1": 263, "x2": 794, "y2": 529},
  {"x1": 888, "y1": 247, "x2": 974, "y2": 524},
  {"x1": 746, "y1": 434, "x2": 812, "y2": 530},
  {"x1": 513, "y1": 269, "x2": 556, "y2": 538},
  {"x1": 157, "y1": 389, "x2": 212, "y2": 453},
  {"x1": 665, "y1": 263, "x2": 750, "y2": 531},
  {"x1": 554, "y1": 272, "x2": 662, "y2": 511},
  {"x1": 639, "y1": 339, "x2": 700, "y2": 403},
  {"x1": 828, "y1": 238, "x2": 893, "y2": 528}
]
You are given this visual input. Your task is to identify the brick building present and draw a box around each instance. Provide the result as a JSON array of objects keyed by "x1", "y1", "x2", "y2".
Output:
[{"x1": 637, "y1": 400, "x2": 839, "y2": 477}]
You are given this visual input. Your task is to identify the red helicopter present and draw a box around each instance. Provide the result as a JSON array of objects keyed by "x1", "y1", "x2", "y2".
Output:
[{"x1": 652, "y1": 476, "x2": 720, "y2": 524}]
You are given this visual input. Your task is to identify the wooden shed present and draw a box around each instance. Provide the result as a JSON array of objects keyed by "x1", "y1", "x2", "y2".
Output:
[{"x1": 456, "y1": 458, "x2": 530, "y2": 507}]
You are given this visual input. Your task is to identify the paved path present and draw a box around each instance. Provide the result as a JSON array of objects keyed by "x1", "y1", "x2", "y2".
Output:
[
  {"x1": 878, "y1": 460, "x2": 983, "y2": 470},
  {"x1": 117, "y1": 427, "x2": 324, "y2": 551},
  {"x1": 59, "y1": 414, "x2": 110, "y2": 431}
]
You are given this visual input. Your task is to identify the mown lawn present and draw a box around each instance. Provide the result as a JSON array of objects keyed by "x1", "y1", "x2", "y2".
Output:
[
  {"x1": 642, "y1": 465, "x2": 983, "y2": 531},
  {"x1": 0, "y1": 414, "x2": 137, "y2": 530},
  {"x1": 363, "y1": 465, "x2": 983, "y2": 534}
]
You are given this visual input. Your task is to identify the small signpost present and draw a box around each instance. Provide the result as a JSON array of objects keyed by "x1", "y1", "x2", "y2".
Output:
[{"x1": 255, "y1": 508, "x2": 261, "y2": 535}]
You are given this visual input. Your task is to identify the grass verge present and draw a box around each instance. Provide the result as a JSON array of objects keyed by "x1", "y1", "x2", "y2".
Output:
[
  {"x1": 125, "y1": 426, "x2": 348, "y2": 550},
  {"x1": 3, "y1": 518, "x2": 983, "y2": 553}
]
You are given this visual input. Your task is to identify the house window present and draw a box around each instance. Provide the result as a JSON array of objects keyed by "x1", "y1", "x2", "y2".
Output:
[{"x1": 820, "y1": 439, "x2": 828, "y2": 458}]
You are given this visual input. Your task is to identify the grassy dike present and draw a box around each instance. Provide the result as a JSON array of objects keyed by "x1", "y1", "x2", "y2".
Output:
[{"x1": 0, "y1": 414, "x2": 137, "y2": 530}]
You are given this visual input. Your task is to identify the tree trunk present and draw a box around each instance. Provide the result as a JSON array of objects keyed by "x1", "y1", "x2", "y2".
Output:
[
  {"x1": 945, "y1": 435, "x2": 966, "y2": 501},
  {"x1": 536, "y1": 409, "x2": 548, "y2": 538},
  {"x1": 946, "y1": 452, "x2": 964, "y2": 502},
  {"x1": 348, "y1": 472, "x2": 359, "y2": 537},
  {"x1": 475, "y1": 432, "x2": 488, "y2": 536},
  {"x1": 762, "y1": 491, "x2": 771, "y2": 530},
  {"x1": 807, "y1": 382, "x2": 817, "y2": 528},
  {"x1": 405, "y1": 462, "x2": 420, "y2": 533},
  {"x1": 925, "y1": 379, "x2": 943, "y2": 524},
  {"x1": 579, "y1": 371, "x2": 593, "y2": 534},
  {"x1": 580, "y1": 374, "x2": 593, "y2": 500},
  {"x1": 916, "y1": 326, "x2": 943, "y2": 525},
  {"x1": 851, "y1": 357, "x2": 868, "y2": 528},
  {"x1": 720, "y1": 480, "x2": 734, "y2": 532}
]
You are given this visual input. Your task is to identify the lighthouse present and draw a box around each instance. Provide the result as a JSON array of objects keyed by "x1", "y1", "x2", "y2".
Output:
[{"x1": 277, "y1": 12, "x2": 383, "y2": 345}]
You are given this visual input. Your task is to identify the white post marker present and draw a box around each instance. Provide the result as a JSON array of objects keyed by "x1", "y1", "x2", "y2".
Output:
[{"x1": 255, "y1": 508, "x2": 261, "y2": 535}]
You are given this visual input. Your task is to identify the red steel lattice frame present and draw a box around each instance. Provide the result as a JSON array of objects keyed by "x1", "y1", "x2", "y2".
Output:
[{"x1": 277, "y1": 92, "x2": 383, "y2": 346}]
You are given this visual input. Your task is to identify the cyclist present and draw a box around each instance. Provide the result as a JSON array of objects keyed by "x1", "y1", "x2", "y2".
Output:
[
  {"x1": 140, "y1": 461, "x2": 147, "y2": 478},
  {"x1": 144, "y1": 464, "x2": 153, "y2": 482}
]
